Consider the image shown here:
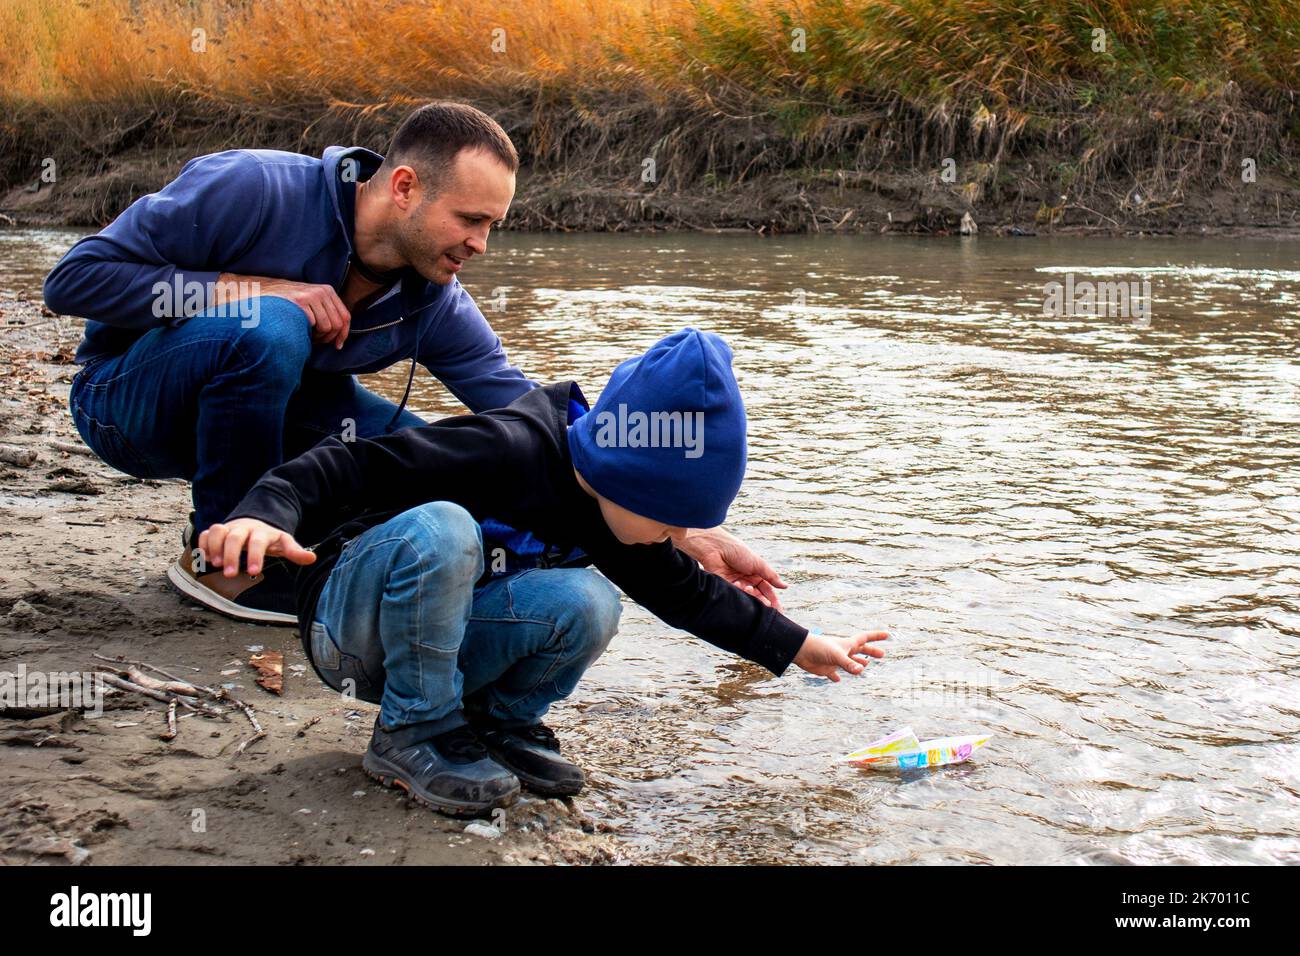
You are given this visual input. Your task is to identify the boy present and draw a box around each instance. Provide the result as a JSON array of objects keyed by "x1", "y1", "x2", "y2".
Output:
[{"x1": 201, "y1": 328, "x2": 888, "y2": 817}]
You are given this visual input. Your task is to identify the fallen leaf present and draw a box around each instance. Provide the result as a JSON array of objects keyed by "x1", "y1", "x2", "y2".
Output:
[{"x1": 249, "y1": 651, "x2": 283, "y2": 695}]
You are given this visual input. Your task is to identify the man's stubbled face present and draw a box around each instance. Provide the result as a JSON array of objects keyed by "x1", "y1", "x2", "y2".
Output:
[{"x1": 394, "y1": 146, "x2": 515, "y2": 285}]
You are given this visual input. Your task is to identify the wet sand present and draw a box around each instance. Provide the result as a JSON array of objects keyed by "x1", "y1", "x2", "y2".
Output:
[{"x1": 0, "y1": 293, "x2": 621, "y2": 866}]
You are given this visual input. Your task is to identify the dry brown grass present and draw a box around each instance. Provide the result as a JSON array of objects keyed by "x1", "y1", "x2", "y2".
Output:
[
  {"x1": 5, "y1": 0, "x2": 1293, "y2": 105},
  {"x1": 1, "y1": 0, "x2": 1296, "y2": 228}
]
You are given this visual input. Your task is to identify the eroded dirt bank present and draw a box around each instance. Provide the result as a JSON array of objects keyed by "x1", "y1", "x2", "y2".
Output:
[{"x1": 3, "y1": 97, "x2": 1297, "y2": 237}]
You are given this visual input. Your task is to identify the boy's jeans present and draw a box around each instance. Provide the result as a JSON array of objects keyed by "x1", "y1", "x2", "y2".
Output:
[
  {"x1": 309, "y1": 501, "x2": 623, "y2": 735},
  {"x1": 67, "y1": 297, "x2": 423, "y2": 531}
]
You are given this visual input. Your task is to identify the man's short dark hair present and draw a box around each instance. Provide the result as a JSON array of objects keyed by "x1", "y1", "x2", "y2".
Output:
[{"x1": 384, "y1": 101, "x2": 519, "y2": 193}]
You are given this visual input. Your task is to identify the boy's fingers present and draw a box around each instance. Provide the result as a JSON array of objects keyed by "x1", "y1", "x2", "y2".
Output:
[
  {"x1": 275, "y1": 534, "x2": 317, "y2": 566},
  {"x1": 246, "y1": 531, "x2": 269, "y2": 576},
  {"x1": 222, "y1": 527, "x2": 248, "y2": 577},
  {"x1": 205, "y1": 525, "x2": 225, "y2": 566},
  {"x1": 847, "y1": 632, "x2": 889, "y2": 652}
]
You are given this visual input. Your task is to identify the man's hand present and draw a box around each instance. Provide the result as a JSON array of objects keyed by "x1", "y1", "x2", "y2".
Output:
[
  {"x1": 674, "y1": 526, "x2": 788, "y2": 612},
  {"x1": 793, "y1": 631, "x2": 888, "y2": 681},
  {"x1": 200, "y1": 518, "x2": 317, "y2": 577},
  {"x1": 216, "y1": 273, "x2": 352, "y2": 349}
]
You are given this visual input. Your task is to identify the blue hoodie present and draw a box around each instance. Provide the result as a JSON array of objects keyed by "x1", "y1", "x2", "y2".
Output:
[{"x1": 43, "y1": 146, "x2": 536, "y2": 415}]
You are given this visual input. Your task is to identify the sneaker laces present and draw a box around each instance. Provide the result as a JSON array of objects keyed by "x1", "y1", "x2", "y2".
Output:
[
  {"x1": 516, "y1": 723, "x2": 560, "y2": 751},
  {"x1": 431, "y1": 724, "x2": 489, "y2": 762}
]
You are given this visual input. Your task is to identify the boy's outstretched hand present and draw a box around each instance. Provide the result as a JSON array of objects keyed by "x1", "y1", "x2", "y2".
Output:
[
  {"x1": 200, "y1": 518, "x2": 317, "y2": 577},
  {"x1": 793, "y1": 630, "x2": 888, "y2": 681}
]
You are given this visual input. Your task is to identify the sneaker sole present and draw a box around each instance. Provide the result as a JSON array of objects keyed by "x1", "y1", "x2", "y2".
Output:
[
  {"x1": 166, "y1": 561, "x2": 298, "y2": 626},
  {"x1": 362, "y1": 750, "x2": 520, "y2": 818}
]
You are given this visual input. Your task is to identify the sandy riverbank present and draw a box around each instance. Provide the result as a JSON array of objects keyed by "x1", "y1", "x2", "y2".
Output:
[{"x1": 0, "y1": 292, "x2": 624, "y2": 866}]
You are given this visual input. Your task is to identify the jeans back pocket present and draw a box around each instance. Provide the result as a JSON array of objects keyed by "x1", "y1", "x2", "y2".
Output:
[
  {"x1": 309, "y1": 620, "x2": 383, "y2": 704},
  {"x1": 69, "y1": 398, "x2": 156, "y2": 479}
]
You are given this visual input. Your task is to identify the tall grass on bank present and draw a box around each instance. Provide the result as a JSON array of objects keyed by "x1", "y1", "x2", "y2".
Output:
[
  {"x1": 4, "y1": 1, "x2": 1294, "y2": 104},
  {"x1": 1, "y1": 0, "x2": 1296, "y2": 222}
]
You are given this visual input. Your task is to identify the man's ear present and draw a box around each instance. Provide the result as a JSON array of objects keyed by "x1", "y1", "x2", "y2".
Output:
[{"x1": 389, "y1": 164, "x2": 420, "y2": 211}]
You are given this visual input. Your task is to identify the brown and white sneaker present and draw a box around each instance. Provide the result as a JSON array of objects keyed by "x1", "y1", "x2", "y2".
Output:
[{"x1": 165, "y1": 515, "x2": 299, "y2": 626}]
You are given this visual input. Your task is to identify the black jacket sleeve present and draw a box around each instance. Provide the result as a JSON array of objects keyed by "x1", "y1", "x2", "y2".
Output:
[
  {"x1": 587, "y1": 533, "x2": 808, "y2": 677},
  {"x1": 225, "y1": 413, "x2": 527, "y2": 534}
]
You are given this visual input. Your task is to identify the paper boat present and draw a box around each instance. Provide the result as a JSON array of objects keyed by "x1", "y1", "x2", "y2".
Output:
[{"x1": 836, "y1": 726, "x2": 992, "y2": 770}]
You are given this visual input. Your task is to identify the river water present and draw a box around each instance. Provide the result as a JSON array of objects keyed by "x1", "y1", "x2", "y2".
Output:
[{"x1": 9, "y1": 228, "x2": 1299, "y2": 865}]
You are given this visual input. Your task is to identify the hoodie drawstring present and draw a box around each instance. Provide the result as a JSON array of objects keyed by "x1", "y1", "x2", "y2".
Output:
[{"x1": 385, "y1": 350, "x2": 418, "y2": 431}]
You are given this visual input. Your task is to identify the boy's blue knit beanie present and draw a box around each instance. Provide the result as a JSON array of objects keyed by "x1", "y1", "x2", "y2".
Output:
[{"x1": 567, "y1": 328, "x2": 747, "y2": 529}]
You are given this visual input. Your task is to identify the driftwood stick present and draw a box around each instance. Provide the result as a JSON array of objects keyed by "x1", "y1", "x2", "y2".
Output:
[
  {"x1": 93, "y1": 652, "x2": 261, "y2": 739},
  {"x1": 0, "y1": 444, "x2": 38, "y2": 467},
  {"x1": 161, "y1": 700, "x2": 178, "y2": 741},
  {"x1": 94, "y1": 654, "x2": 213, "y2": 695},
  {"x1": 50, "y1": 440, "x2": 96, "y2": 458},
  {"x1": 235, "y1": 729, "x2": 267, "y2": 755},
  {"x1": 227, "y1": 694, "x2": 265, "y2": 755},
  {"x1": 96, "y1": 673, "x2": 225, "y2": 718},
  {"x1": 97, "y1": 672, "x2": 182, "y2": 706},
  {"x1": 124, "y1": 666, "x2": 203, "y2": 698}
]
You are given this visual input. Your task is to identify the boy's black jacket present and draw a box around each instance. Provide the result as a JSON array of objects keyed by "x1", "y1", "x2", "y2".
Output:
[{"x1": 228, "y1": 381, "x2": 809, "y2": 676}]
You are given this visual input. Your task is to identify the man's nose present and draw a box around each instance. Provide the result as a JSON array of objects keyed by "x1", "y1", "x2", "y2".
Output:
[{"x1": 465, "y1": 231, "x2": 489, "y2": 256}]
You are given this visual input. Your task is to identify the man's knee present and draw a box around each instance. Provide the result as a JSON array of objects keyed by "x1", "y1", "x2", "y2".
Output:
[{"x1": 226, "y1": 296, "x2": 311, "y2": 379}]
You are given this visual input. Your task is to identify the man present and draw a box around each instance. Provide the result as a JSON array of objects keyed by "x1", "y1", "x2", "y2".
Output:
[{"x1": 44, "y1": 100, "x2": 788, "y2": 628}]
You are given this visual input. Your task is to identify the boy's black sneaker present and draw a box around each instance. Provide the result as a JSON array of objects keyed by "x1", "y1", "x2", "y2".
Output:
[
  {"x1": 472, "y1": 719, "x2": 586, "y2": 797},
  {"x1": 362, "y1": 719, "x2": 520, "y2": 817},
  {"x1": 165, "y1": 513, "x2": 298, "y2": 626}
]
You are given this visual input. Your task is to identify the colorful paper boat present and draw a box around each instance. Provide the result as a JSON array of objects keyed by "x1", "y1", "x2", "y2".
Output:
[{"x1": 837, "y1": 727, "x2": 992, "y2": 770}]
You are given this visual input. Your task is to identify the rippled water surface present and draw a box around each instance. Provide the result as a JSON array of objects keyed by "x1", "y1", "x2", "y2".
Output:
[{"x1": 14, "y1": 228, "x2": 1300, "y2": 864}]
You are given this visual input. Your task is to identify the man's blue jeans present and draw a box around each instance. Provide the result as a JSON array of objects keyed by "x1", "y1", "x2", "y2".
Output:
[
  {"x1": 308, "y1": 501, "x2": 623, "y2": 734},
  {"x1": 67, "y1": 297, "x2": 422, "y2": 530}
]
